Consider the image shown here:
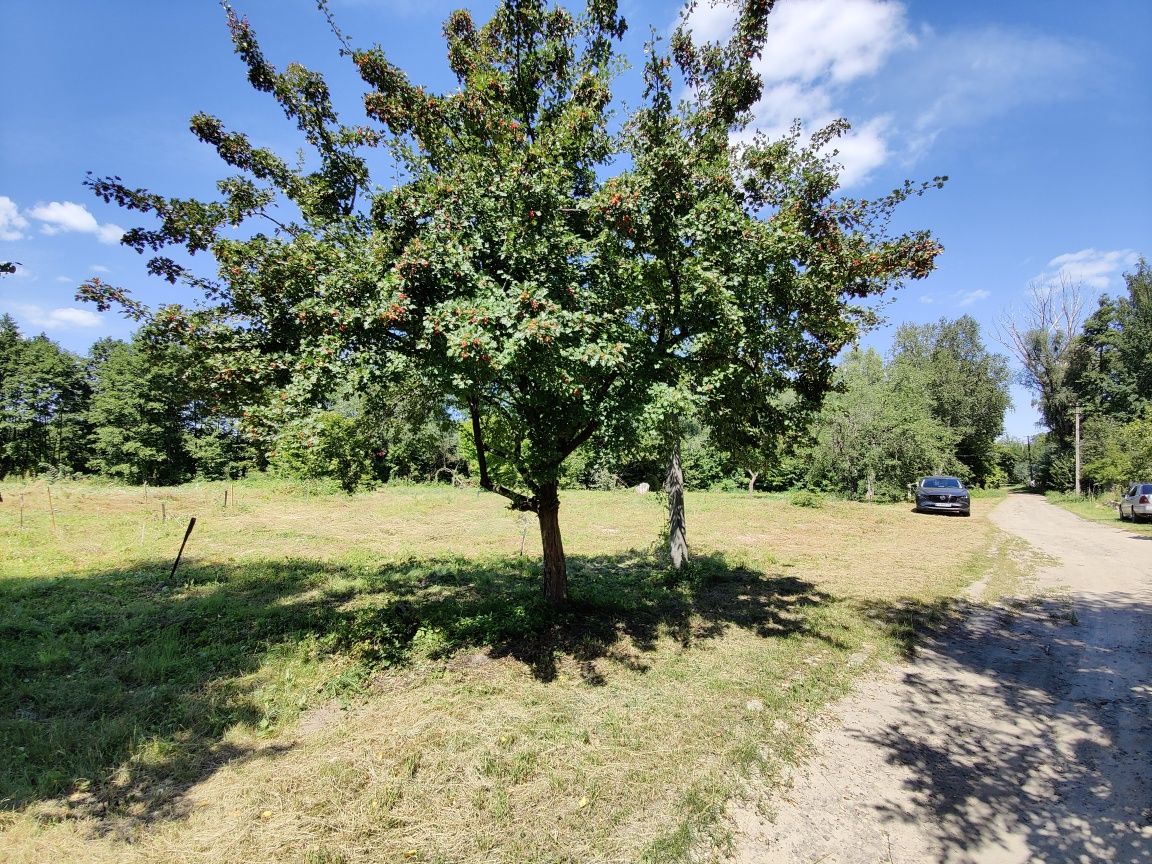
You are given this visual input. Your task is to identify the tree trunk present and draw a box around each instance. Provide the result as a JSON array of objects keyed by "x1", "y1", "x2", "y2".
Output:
[
  {"x1": 866, "y1": 469, "x2": 875, "y2": 502},
  {"x1": 666, "y1": 444, "x2": 688, "y2": 570},
  {"x1": 469, "y1": 396, "x2": 491, "y2": 488},
  {"x1": 537, "y1": 483, "x2": 567, "y2": 605},
  {"x1": 746, "y1": 470, "x2": 759, "y2": 495}
]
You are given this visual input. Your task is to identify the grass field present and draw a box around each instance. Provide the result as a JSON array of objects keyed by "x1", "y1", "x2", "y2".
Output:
[
  {"x1": 1045, "y1": 490, "x2": 1152, "y2": 536},
  {"x1": 0, "y1": 479, "x2": 1021, "y2": 863}
]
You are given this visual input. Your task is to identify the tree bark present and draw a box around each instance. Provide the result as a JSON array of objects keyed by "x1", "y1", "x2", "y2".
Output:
[
  {"x1": 747, "y1": 470, "x2": 759, "y2": 495},
  {"x1": 537, "y1": 483, "x2": 567, "y2": 605},
  {"x1": 469, "y1": 396, "x2": 491, "y2": 489},
  {"x1": 666, "y1": 443, "x2": 688, "y2": 570}
]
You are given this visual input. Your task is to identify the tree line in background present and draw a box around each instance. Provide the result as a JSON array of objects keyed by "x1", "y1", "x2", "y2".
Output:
[
  {"x1": 0, "y1": 313, "x2": 458, "y2": 490},
  {"x1": 1000, "y1": 258, "x2": 1151, "y2": 493},
  {"x1": 1, "y1": 309, "x2": 1013, "y2": 497}
]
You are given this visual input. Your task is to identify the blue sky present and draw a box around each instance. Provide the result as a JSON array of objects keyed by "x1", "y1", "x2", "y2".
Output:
[{"x1": 2, "y1": 0, "x2": 1149, "y2": 438}]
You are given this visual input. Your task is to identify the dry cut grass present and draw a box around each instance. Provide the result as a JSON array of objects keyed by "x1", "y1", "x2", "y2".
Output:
[{"x1": 0, "y1": 479, "x2": 1019, "y2": 863}]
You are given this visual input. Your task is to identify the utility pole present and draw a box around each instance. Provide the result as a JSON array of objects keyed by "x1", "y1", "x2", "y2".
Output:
[{"x1": 1074, "y1": 406, "x2": 1082, "y2": 496}]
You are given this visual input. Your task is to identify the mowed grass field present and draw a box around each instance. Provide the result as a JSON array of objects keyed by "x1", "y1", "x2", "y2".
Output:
[{"x1": 0, "y1": 479, "x2": 1019, "y2": 863}]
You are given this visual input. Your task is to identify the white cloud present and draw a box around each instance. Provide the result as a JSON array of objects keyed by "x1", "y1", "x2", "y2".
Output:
[
  {"x1": 688, "y1": 0, "x2": 914, "y2": 187},
  {"x1": 1033, "y1": 248, "x2": 1140, "y2": 291},
  {"x1": 9, "y1": 303, "x2": 103, "y2": 330},
  {"x1": 902, "y1": 28, "x2": 1090, "y2": 161},
  {"x1": 90, "y1": 264, "x2": 111, "y2": 273},
  {"x1": 27, "y1": 201, "x2": 124, "y2": 245},
  {"x1": 919, "y1": 294, "x2": 935, "y2": 304},
  {"x1": 756, "y1": 0, "x2": 913, "y2": 86},
  {"x1": 955, "y1": 288, "x2": 990, "y2": 307},
  {"x1": 680, "y1": 0, "x2": 737, "y2": 44},
  {"x1": 826, "y1": 116, "x2": 891, "y2": 186},
  {"x1": 55, "y1": 276, "x2": 73, "y2": 283},
  {"x1": 754, "y1": 81, "x2": 832, "y2": 137},
  {"x1": 685, "y1": 0, "x2": 912, "y2": 74},
  {"x1": 0, "y1": 196, "x2": 29, "y2": 241},
  {"x1": 684, "y1": 0, "x2": 1092, "y2": 187}
]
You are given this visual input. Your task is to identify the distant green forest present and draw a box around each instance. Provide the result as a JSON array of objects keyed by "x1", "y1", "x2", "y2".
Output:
[
  {"x1": 9, "y1": 255, "x2": 1151, "y2": 497},
  {"x1": 4, "y1": 311, "x2": 1038, "y2": 498}
]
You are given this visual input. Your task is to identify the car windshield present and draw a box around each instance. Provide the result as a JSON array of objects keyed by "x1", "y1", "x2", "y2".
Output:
[
  {"x1": 923, "y1": 478, "x2": 962, "y2": 489},
  {"x1": 1140, "y1": 484, "x2": 1152, "y2": 495}
]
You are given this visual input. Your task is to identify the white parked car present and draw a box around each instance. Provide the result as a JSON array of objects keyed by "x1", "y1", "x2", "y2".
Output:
[{"x1": 1118, "y1": 483, "x2": 1152, "y2": 523}]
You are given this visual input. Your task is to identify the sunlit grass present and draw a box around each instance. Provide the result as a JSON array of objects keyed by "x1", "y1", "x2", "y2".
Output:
[
  {"x1": 1046, "y1": 490, "x2": 1152, "y2": 535},
  {"x1": 0, "y1": 477, "x2": 1023, "y2": 863}
]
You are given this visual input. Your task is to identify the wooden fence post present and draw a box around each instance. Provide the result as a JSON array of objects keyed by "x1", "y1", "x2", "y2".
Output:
[
  {"x1": 170, "y1": 517, "x2": 197, "y2": 579},
  {"x1": 46, "y1": 484, "x2": 57, "y2": 533}
]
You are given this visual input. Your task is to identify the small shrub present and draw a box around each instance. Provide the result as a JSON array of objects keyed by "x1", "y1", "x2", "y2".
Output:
[
  {"x1": 870, "y1": 482, "x2": 907, "y2": 503},
  {"x1": 791, "y1": 489, "x2": 824, "y2": 508}
]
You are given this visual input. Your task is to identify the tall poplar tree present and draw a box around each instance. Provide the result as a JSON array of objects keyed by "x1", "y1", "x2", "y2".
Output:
[{"x1": 892, "y1": 316, "x2": 1010, "y2": 485}]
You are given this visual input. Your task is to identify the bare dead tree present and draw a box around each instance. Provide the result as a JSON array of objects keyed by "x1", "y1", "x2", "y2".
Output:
[{"x1": 998, "y1": 275, "x2": 1085, "y2": 444}]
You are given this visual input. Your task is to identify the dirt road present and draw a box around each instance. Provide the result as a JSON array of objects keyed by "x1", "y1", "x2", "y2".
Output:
[{"x1": 730, "y1": 493, "x2": 1152, "y2": 863}]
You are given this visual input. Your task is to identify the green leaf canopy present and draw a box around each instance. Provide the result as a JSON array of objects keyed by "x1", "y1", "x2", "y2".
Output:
[{"x1": 79, "y1": 0, "x2": 944, "y2": 603}]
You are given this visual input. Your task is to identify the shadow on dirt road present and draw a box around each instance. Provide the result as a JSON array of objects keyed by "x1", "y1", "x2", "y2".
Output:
[{"x1": 861, "y1": 591, "x2": 1151, "y2": 863}]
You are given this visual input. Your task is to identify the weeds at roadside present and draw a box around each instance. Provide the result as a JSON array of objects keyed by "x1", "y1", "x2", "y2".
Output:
[{"x1": 1047, "y1": 491, "x2": 1152, "y2": 536}]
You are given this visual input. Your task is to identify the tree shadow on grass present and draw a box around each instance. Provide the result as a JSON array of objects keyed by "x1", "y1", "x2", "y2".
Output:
[
  {"x1": 855, "y1": 596, "x2": 964, "y2": 661},
  {"x1": 0, "y1": 550, "x2": 837, "y2": 827}
]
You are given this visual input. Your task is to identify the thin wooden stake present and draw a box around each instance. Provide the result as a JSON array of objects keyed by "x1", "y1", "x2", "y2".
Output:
[
  {"x1": 223, "y1": 489, "x2": 229, "y2": 509},
  {"x1": 170, "y1": 517, "x2": 197, "y2": 579},
  {"x1": 19, "y1": 493, "x2": 25, "y2": 529},
  {"x1": 46, "y1": 484, "x2": 57, "y2": 533},
  {"x1": 143, "y1": 481, "x2": 149, "y2": 500},
  {"x1": 230, "y1": 482, "x2": 235, "y2": 509},
  {"x1": 161, "y1": 501, "x2": 167, "y2": 523}
]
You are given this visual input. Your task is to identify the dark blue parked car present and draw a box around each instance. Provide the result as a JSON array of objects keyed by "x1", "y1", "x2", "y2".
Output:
[{"x1": 915, "y1": 476, "x2": 971, "y2": 517}]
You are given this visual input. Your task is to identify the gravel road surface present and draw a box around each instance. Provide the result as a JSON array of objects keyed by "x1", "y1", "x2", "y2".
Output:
[{"x1": 730, "y1": 493, "x2": 1152, "y2": 863}]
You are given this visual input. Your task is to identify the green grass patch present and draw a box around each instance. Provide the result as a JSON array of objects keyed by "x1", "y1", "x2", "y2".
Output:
[{"x1": 1046, "y1": 491, "x2": 1152, "y2": 535}]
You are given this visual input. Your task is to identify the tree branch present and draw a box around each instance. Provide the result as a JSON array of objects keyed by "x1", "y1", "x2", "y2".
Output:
[{"x1": 469, "y1": 392, "x2": 535, "y2": 511}]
